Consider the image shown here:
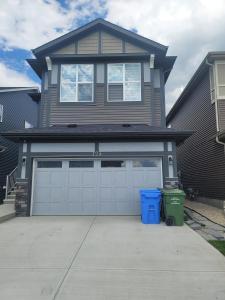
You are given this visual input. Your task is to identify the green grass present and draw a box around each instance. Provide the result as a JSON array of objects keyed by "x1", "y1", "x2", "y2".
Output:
[{"x1": 208, "y1": 240, "x2": 225, "y2": 256}]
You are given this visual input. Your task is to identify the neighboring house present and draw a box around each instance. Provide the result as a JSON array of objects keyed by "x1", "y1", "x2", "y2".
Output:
[
  {"x1": 2, "y1": 19, "x2": 191, "y2": 216},
  {"x1": 0, "y1": 87, "x2": 40, "y2": 203},
  {"x1": 167, "y1": 52, "x2": 225, "y2": 212}
]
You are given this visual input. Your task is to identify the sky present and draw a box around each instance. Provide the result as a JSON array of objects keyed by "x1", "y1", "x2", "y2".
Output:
[{"x1": 1, "y1": 0, "x2": 225, "y2": 113}]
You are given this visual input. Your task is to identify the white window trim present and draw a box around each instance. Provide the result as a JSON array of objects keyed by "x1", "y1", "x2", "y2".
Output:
[
  {"x1": 60, "y1": 64, "x2": 94, "y2": 103},
  {"x1": 107, "y1": 63, "x2": 141, "y2": 102},
  {"x1": 209, "y1": 66, "x2": 216, "y2": 103},
  {"x1": 0, "y1": 104, "x2": 3, "y2": 122},
  {"x1": 215, "y1": 60, "x2": 225, "y2": 100}
]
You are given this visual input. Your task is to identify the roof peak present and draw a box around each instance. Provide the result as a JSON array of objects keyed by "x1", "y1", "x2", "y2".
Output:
[{"x1": 33, "y1": 18, "x2": 168, "y2": 57}]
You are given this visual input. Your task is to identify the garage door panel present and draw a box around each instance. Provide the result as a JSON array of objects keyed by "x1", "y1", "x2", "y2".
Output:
[
  {"x1": 116, "y1": 201, "x2": 134, "y2": 214},
  {"x1": 82, "y1": 172, "x2": 97, "y2": 186},
  {"x1": 35, "y1": 171, "x2": 50, "y2": 186},
  {"x1": 34, "y1": 187, "x2": 51, "y2": 203},
  {"x1": 82, "y1": 201, "x2": 97, "y2": 215},
  {"x1": 98, "y1": 201, "x2": 116, "y2": 215},
  {"x1": 50, "y1": 187, "x2": 65, "y2": 203},
  {"x1": 99, "y1": 187, "x2": 112, "y2": 202},
  {"x1": 50, "y1": 172, "x2": 67, "y2": 186},
  {"x1": 68, "y1": 172, "x2": 82, "y2": 186},
  {"x1": 32, "y1": 157, "x2": 162, "y2": 215},
  {"x1": 99, "y1": 171, "x2": 127, "y2": 187}
]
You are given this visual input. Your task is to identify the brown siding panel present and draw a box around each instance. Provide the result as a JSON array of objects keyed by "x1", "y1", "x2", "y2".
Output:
[
  {"x1": 101, "y1": 31, "x2": 123, "y2": 53},
  {"x1": 77, "y1": 31, "x2": 99, "y2": 54},
  {"x1": 125, "y1": 42, "x2": 147, "y2": 53},
  {"x1": 53, "y1": 43, "x2": 76, "y2": 54},
  {"x1": 170, "y1": 72, "x2": 225, "y2": 200}
]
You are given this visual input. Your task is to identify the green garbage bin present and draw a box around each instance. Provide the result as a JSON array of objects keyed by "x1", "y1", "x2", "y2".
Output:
[{"x1": 163, "y1": 189, "x2": 185, "y2": 226}]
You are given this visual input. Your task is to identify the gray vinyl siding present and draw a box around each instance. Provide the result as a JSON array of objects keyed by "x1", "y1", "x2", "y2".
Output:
[
  {"x1": 0, "y1": 91, "x2": 38, "y2": 202},
  {"x1": 39, "y1": 63, "x2": 163, "y2": 126},
  {"x1": 46, "y1": 84, "x2": 157, "y2": 125},
  {"x1": 169, "y1": 71, "x2": 225, "y2": 200}
]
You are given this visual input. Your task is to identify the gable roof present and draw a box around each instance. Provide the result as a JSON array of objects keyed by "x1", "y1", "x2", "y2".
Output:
[
  {"x1": 32, "y1": 18, "x2": 168, "y2": 57},
  {"x1": 166, "y1": 51, "x2": 225, "y2": 124}
]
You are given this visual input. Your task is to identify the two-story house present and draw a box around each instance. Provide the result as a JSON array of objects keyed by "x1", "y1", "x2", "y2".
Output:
[
  {"x1": 2, "y1": 19, "x2": 191, "y2": 216},
  {"x1": 167, "y1": 52, "x2": 225, "y2": 212},
  {"x1": 0, "y1": 87, "x2": 40, "y2": 203}
]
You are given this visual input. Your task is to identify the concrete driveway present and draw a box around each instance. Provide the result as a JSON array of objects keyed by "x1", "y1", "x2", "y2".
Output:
[{"x1": 0, "y1": 216, "x2": 225, "y2": 300}]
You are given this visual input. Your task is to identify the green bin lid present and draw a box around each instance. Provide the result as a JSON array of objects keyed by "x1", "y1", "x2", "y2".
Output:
[{"x1": 163, "y1": 189, "x2": 185, "y2": 196}]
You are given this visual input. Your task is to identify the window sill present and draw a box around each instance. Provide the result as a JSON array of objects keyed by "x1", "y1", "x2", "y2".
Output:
[
  {"x1": 105, "y1": 100, "x2": 144, "y2": 105},
  {"x1": 58, "y1": 101, "x2": 96, "y2": 106}
]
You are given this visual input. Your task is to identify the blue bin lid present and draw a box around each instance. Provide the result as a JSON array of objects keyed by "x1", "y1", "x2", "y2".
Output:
[{"x1": 140, "y1": 189, "x2": 161, "y2": 196}]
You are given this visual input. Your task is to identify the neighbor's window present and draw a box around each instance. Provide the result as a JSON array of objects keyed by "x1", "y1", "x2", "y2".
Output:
[
  {"x1": 215, "y1": 61, "x2": 225, "y2": 99},
  {"x1": 60, "y1": 64, "x2": 93, "y2": 102},
  {"x1": 107, "y1": 63, "x2": 141, "y2": 102},
  {"x1": 0, "y1": 105, "x2": 3, "y2": 122}
]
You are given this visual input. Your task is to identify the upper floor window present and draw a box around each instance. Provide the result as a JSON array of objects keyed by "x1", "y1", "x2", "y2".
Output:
[
  {"x1": 0, "y1": 104, "x2": 3, "y2": 122},
  {"x1": 60, "y1": 64, "x2": 94, "y2": 103},
  {"x1": 107, "y1": 63, "x2": 141, "y2": 102}
]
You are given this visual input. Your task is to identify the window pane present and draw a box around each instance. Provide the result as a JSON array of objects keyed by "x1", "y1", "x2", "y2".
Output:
[
  {"x1": 108, "y1": 64, "x2": 123, "y2": 82},
  {"x1": 78, "y1": 83, "x2": 92, "y2": 102},
  {"x1": 125, "y1": 82, "x2": 141, "y2": 101},
  {"x1": 101, "y1": 160, "x2": 126, "y2": 168},
  {"x1": 78, "y1": 64, "x2": 93, "y2": 82},
  {"x1": 218, "y1": 86, "x2": 225, "y2": 97},
  {"x1": 69, "y1": 161, "x2": 94, "y2": 168},
  {"x1": 133, "y1": 159, "x2": 160, "y2": 168},
  {"x1": 217, "y1": 64, "x2": 225, "y2": 85},
  {"x1": 125, "y1": 63, "x2": 141, "y2": 81},
  {"x1": 37, "y1": 161, "x2": 62, "y2": 168},
  {"x1": 108, "y1": 84, "x2": 123, "y2": 101},
  {"x1": 60, "y1": 83, "x2": 76, "y2": 102},
  {"x1": 61, "y1": 65, "x2": 76, "y2": 83}
]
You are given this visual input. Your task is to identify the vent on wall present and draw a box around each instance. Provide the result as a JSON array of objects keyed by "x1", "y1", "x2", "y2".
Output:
[{"x1": 67, "y1": 124, "x2": 78, "y2": 128}]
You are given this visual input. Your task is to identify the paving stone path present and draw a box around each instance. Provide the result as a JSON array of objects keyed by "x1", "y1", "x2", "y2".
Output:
[{"x1": 185, "y1": 207, "x2": 225, "y2": 241}]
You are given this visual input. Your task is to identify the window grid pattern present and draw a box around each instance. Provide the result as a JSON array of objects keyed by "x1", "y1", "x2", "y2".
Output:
[
  {"x1": 107, "y1": 63, "x2": 141, "y2": 102},
  {"x1": 60, "y1": 64, "x2": 94, "y2": 103}
]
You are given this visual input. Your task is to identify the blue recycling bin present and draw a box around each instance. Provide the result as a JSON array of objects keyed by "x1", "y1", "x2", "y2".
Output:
[{"x1": 140, "y1": 189, "x2": 161, "y2": 224}]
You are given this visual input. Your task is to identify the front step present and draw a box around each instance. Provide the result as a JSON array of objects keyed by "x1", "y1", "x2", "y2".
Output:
[
  {"x1": 0, "y1": 204, "x2": 15, "y2": 223},
  {"x1": 4, "y1": 199, "x2": 15, "y2": 204}
]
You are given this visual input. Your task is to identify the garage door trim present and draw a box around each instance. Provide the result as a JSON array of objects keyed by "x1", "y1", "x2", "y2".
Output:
[{"x1": 30, "y1": 157, "x2": 163, "y2": 216}]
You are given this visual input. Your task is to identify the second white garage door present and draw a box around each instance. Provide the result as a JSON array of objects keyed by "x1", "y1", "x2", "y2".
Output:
[{"x1": 32, "y1": 158, "x2": 163, "y2": 215}]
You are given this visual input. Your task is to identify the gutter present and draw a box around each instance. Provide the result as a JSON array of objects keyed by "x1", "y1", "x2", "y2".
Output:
[{"x1": 205, "y1": 58, "x2": 225, "y2": 148}]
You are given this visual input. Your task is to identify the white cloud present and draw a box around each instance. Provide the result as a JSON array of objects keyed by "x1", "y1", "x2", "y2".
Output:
[
  {"x1": 0, "y1": 0, "x2": 105, "y2": 50},
  {"x1": 1, "y1": 0, "x2": 225, "y2": 111},
  {"x1": 105, "y1": 0, "x2": 225, "y2": 112},
  {"x1": 0, "y1": 62, "x2": 38, "y2": 87}
]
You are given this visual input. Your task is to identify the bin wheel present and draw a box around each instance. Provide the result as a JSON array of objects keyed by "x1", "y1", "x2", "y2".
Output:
[{"x1": 166, "y1": 216, "x2": 174, "y2": 226}]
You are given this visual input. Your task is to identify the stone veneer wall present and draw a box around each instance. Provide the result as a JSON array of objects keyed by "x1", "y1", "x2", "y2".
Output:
[{"x1": 15, "y1": 179, "x2": 29, "y2": 216}]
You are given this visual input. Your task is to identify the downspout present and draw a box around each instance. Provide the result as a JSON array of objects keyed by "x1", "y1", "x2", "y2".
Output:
[{"x1": 205, "y1": 58, "x2": 225, "y2": 147}]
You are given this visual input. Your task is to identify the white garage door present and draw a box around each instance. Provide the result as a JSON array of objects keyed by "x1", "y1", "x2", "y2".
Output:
[{"x1": 31, "y1": 158, "x2": 162, "y2": 215}]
